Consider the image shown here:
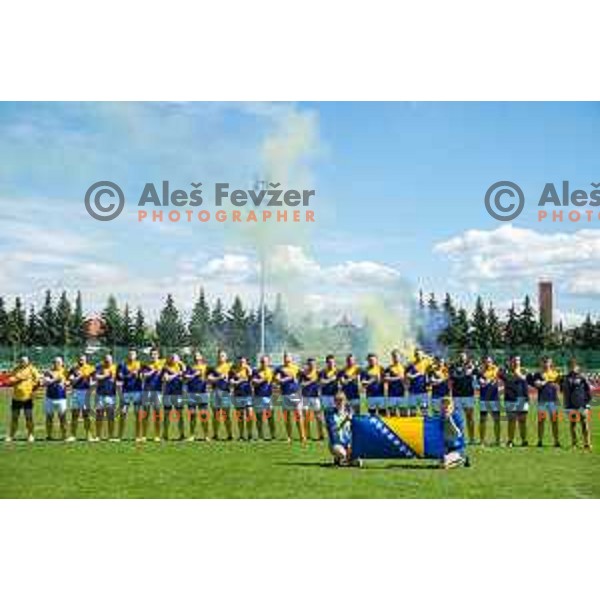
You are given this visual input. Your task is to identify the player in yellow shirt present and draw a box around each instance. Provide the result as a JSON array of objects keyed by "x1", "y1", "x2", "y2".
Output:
[
  {"x1": 94, "y1": 354, "x2": 119, "y2": 441},
  {"x1": 43, "y1": 356, "x2": 69, "y2": 441},
  {"x1": 252, "y1": 355, "x2": 276, "y2": 440},
  {"x1": 162, "y1": 353, "x2": 186, "y2": 441},
  {"x1": 384, "y1": 349, "x2": 405, "y2": 416},
  {"x1": 141, "y1": 348, "x2": 165, "y2": 442},
  {"x1": 478, "y1": 356, "x2": 501, "y2": 446},
  {"x1": 229, "y1": 356, "x2": 254, "y2": 441},
  {"x1": 67, "y1": 355, "x2": 96, "y2": 441},
  {"x1": 5, "y1": 356, "x2": 40, "y2": 443},
  {"x1": 208, "y1": 349, "x2": 233, "y2": 440},
  {"x1": 531, "y1": 356, "x2": 562, "y2": 447},
  {"x1": 276, "y1": 352, "x2": 306, "y2": 443}
]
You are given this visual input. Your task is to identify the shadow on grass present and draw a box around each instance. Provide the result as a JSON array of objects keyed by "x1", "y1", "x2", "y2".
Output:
[{"x1": 276, "y1": 460, "x2": 443, "y2": 470}]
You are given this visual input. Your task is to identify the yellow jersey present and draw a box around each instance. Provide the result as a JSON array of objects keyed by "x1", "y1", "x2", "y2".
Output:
[{"x1": 10, "y1": 364, "x2": 41, "y2": 401}]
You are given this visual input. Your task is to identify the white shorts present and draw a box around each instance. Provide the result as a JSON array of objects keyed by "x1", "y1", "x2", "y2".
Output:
[
  {"x1": 321, "y1": 395, "x2": 335, "y2": 411},
  {"x1": 213, "y1": 390, "x2": 232, "y2": 409},
  {"x1": 45, "y1": 397, "x2": 67, "y2": 416},
  {"x1": 303, "y1": 396, "x2": 322, "y2": 411},
  {"x1": 143, "y1": 391, "x2": 162, "y2": 409},
  {"x1": 232, "y1": 395, "x2": 252, "y2": 409},
  {"x1": 367, "y1": 396, "x2": 385, "y2": 409},
  {"x1": 96, "y1": 395, "x2": 116, "y2": 410},
  {"x1": 282, "y1": 393, "x2": 303, "y2": 412},
  {"x1": 71, "y1": 389, "x2": 92, "y2": 411},
  {"x1": 455, "y1": 396, "x2": 476, "y2": 410}
]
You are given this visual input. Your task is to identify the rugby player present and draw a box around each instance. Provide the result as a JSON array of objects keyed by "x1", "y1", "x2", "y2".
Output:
[
  {"x1": 339, "y1": 354, "x2": 361, "y2": 415},
  {"x1": 301, "y1": 357, "x2": 324, "y2": 441},
  {"x1": 184, "y1": 351, "x2": 210, "y2": 441},
  {"x1": 141, "y1": 348, "x2": 165, "y2": 442},
  {"x1": 319, "y1": 354, "x2": 339, "y2": 414},
  {"x1": 252, "y1": 355, "x2": 276, "y2": 440},
  {"x1": 478, "y1": 356, "x2": 501, "y2": 446},
  {"x1": 384, "y1": 349, "x2": 405, "y2": 416},
  {"x1": 117, "y1": 349, "x2": 143, "y2": 441},
  {"x1": 94, "y1": 354, "x2": 118, "y2": 441},
  {"x1": 67, "y1": 354, "x2": 96, "y2": 442},
  {"x1": 162, "y1": 353, "x2": 186, "y2": 441},
  {"x1": 362, "y1": 353, "x2": 386, "y2": 416},
  {"x1": 449, "y1": 352, "x2": 476, "y2": 444},
  {"x1": 208, "y1": 349, "x2": 233, "y2": 440},
  {"x1": 230, "y1": 356, "x2": 254, "y2": 441},
  {"x1": 531, "y1": 357, "x2": 561, "y2": 447},
  {"x1": 5, "y1": 356, "x2": 40, "y2": 443},
  {"x1": 325, "y1": 392, "x2": 357, "y2": 467},
  {"x1": 406, "y1": 349, "x2": 430, "y2": 416},
  {"x1": 563, "y1": 358, "x2": 592, "y2": 450},
  {"x1": 276, "y1": 352, "x2": 306, "y2": 443},
  {"x1": 43, "y1": 357, "x2": 69, "y2": 441},
  {"x1": 428, "y1": 356, "x2": 449, "y2": 415},
  {"x1": 501, "y1": 356, "x2": 530, "y2": 447}
]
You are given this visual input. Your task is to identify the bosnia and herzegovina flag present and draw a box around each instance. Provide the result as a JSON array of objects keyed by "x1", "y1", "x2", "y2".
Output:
[{"x1": 351, "y1": 415, "x2": 445, "y2": 460}]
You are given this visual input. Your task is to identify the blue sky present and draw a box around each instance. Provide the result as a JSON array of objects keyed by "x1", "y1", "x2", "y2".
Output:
[{"x1": 0, "y1": 101, "x2": 598, "y2": 325}]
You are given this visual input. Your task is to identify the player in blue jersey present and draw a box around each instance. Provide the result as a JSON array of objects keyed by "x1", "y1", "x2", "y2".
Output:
[
  {"x1": 117, "y1": 349, "x2": 143, "y2": 441},
  {"x1": 184, "y1": 351, "x2": 210, "y2": 441},
  {"x1": 208, "y1": 350, "x2": 233, "y2": 441},
  {"x1": 441, "y1": 396, "x2": 468, "y2": 469},
  {"x1": 94, "y1": 354, "x2": 118, "y2": 441},
  {"x1": 339, "y1": 354, "x2": 362, "y2": 415},
  {"x1": 276, "y1": 352, "x2": 306, "y2": 443},
  {"x1": 67, "y1": 354, "x2": 96, "y2": 441},
  {"x1": 230, "y1": 356, "x2": 254, "y2": 441},
  {"x1": 406, "y1": 349, "x2": 431, "y2": 416},
  {"x1": 43, "y1": 356, "x2": 68, "y2": 441},
  {"x1": 141, "y1": 348, "x2": 165, "y2": 442},
  {"x1": 252, "y1": 355, "x2": 276, "y2": 440},
  {"x1": 530, "y1": 357, "x2": 561, "y2": 448},
  {"x1": 428, "y1": 356, "x2": 449, "y2": 415},
  {"x1": 384, "y1": 349, "x2": 405, "y2": 416},
  {"x1": 500, "y1": 356, "x2": 530, "y2": 447},
  {"x1": 325, "y1": 392, "x2": 362, "y2": 467},
  {"x1": 301, "y1": 357, "x2": 324, "y2": 441},
  {"x1": 319, "y1": 354, "x2": 339, "y2": 414},
  {"x1": 162, "y1": 353, "x2": 185, "y2": 441},
  {"x1": 362, "y1": 353, "x2": 386, "y2": 416}
]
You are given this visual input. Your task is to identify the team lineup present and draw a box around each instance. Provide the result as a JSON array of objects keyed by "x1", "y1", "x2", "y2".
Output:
[{"x1": 4, "y1": 347, "x2": 594, "y2": 452}]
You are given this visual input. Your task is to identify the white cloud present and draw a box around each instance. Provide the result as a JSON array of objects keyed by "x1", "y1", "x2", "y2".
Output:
[{"x1": 434, "y1": 224, "x2": 600, "y2": 297}]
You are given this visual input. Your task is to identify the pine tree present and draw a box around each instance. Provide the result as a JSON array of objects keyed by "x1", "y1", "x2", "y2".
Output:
[
  {"x1": 156, "y1": 294, "x2": 186, "y2": 350},
  {"x1": 0, "y1": 297, "x2": 8, "y2": 345},
  {"x1": 453, "y1": 307, "x2": 470, "y2": 350},
  {"x1": 438, "y1": 293, "x2": 456, "y2": 348},
  {"x1": 133, "y1": 307, "x2": 148, "y2": 347},
  {"x1": 38, "y1": 290, "x2": 56, "y2": 346},
  {"x1": 577, "y1": 314, "x2": 596, "y2": 350},
  {"x1": 70, "y1": 291, "x2": 86, "y2": 347},
  {"x1": 210, "y1": 298, "x2": 226, "y2": 350},
  {"x1": 8, "y1": 297, "x2": 27, "y2": 347},
  {"x1": 519, "y1": 295, "x2": 538, "y2": 347},
  {"x1": 471, "y1": 296, "x2": 488, "y2": 352},
  {"x1": 121, "y1": 303, "x2": 134, "y2": 346},
  {"x1": 505, "y1": 304, "x2": 519, "y2": 350},
  {"x1": 55, "y1": 291, "x2": 72, "y2": 348},
  {"x1": 189, "y1": 288, "x2": 211, "y2": 350},
  {"x1": 227, "y1": 295, "x2": 249, "y2": 357},
  {"x1": 427, "y1": 292, "x2": 438, "y2": 311},
  {"x1": 101, "y1": 295, "x2": 122, "y2": 349},
  {"x1": 25, "y1": 306, "x2": 39, "y2": 347},
  {"x1": 486, "y1": 304, "x2": 503, "y2": 351}
]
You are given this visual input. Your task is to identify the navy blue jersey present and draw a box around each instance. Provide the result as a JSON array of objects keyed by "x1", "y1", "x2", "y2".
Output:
[
  {"x1": 185, "y1": 364, "x2": 208, "y2": 394},
  {"x1": 361, "y1": 365, "x2": 385, "y2": 397},
  {"x1": 300, "y1": 369, "x2": 320, "y2": 397},
  {"x1": 118, "y1": 360, "x2": 143, "y2": 393},
  {"x1": 252, "y1": 367, "x2": 274, "y2": 397},
  {"x1": 339, "y1": 366, "x2": 361, "y2": 400},
  {"x1": 319, "y1": 368, "x2": 339, "y2": 396}
]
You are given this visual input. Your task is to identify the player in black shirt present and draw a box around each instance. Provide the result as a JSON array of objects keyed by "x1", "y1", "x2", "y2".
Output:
[{"x1": 562, "y1": 358, "x2": 593, "y2": 450}]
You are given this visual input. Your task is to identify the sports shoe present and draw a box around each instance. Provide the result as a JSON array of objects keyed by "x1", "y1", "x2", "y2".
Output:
[
  {"x1": 521, "y1": 441, "x2": 529, "y2": 447},
  {"x1": 27, "y1": 434, "x2": 35, "y2": 443},
  {"x1": 554, "y1": 441, "x2": 561, "y2": 448},
  {"x1": 186, "y1": 436, "x2": 195, "y2": 442},
  {"x1": 506, "y1": 441, "x2": 514, "y2": 448},
  {"x1": 153, "y1": 437, "x2": 161, "y2": 442},
  {"x1": 109, "y1": 438, "x2": 120, "y2": 443},
  {"x1": 66, "y1": 436, "x2": 76, "y2": 443},
  {"x1": 4, "y1": 436, "x2": 13, "y2": 443},
  {"x1": 88, "y1": 436, "x2": 100, "y2": 442}
]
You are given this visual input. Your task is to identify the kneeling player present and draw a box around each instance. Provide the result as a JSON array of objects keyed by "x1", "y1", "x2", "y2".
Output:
[
  {"x1": 230, "y1": 356, "x2": 254, "y2": 441},
  {"x1": 301, "y1": 358, "x2": 324, "y2": 440},
  {"x1": 325, "y1": 392, "x2": 360, "y2": 467},
  {"x1": 43, "y1": 357, "x2": 68, "y2": 441},
  {"x1": 252, "y1": 355, "x2": 276, "y2": 440},
  {"x1": 67, "y1": 355, "x2": 96, "y2": 441},
  {"x1": 441, "y1": 397, "x2": 468, "y2": 469}
]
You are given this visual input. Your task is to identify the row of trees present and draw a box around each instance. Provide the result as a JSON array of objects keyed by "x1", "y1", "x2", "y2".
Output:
[
  {"x1": 417, "y1": 291, "x2": 600, "y2": 353},
  {"x1": 0, "y1": 289, "x2": 598, "y2": 361}
]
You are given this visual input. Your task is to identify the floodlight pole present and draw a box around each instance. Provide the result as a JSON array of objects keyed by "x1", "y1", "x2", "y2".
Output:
[{"x1": 256, "y1": 178, "x2": 267, "y2": 356}]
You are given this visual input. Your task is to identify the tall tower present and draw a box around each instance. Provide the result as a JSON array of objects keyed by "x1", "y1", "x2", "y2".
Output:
[{"x1": 538, "y1": 280, "x2": 553, "y2": 330}]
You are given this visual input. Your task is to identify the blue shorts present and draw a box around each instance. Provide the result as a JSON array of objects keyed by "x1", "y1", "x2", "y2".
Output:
[
  {"x1": 213, "y1": 390, "x2": 232, "y2": 409},
  {"x1": 163, "y1": 394, "x2": 185, "y2": 409},
  {"x1": 71, "y1": 389, "x2": 92, "y2": 411},
  {"x1": 232, "y1": 395, "x2": 252, "y2": 409},
  {"x1": 121, "y1": 391, "x2": 142, "y2": 406},
  {"x1": 282, "y1": 394, "x2": 303, "y2": 412},
  {"x1": 367, "y1": 396, "x2": 385, "y2": 409},
  {"x1": 387, "y1": 396, "x2": 403, "y2": 408},
  {"x1": 187, "y1": 392, "x2": 210, "y2": 407},
  {"x1": 143, "y1": 390, "x2": 162, "y2": 409},
  {"x1": 430, "y1": 396, "x2": 444, "y2": 413},
  {"x1": 321, "y1": 395, "x2": 335, "y2": 411},
  {"x1": 480, "y1": 399, "x2": 501, "y2": 413},
  {"x1": 505, "y1": 398, "x2": 529, "y2": 414},
  {"x1": 253, "y1": 396, "x2": 273, "y2": 412},
  {"x1": 455, "y1": 396, "x2": 476, "y2": 410},
  {"x1": 409, "y1": 393, "x2": 428, "y2": 409},
  {"x1": 537, "y1": 402, "x2": 559, "y2": 418}
]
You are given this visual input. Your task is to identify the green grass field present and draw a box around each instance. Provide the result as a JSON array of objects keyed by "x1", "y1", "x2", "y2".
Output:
[{"x1": 1, "y1": 389, "x2": 599, "y2": 498}]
